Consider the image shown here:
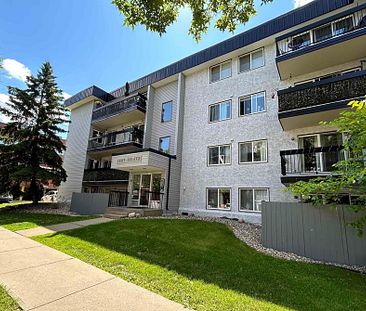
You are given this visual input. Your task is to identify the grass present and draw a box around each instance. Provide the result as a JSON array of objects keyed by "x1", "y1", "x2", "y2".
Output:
[
  {"x1": 0, "y1": 200, "x2": 32, "y2": 209},
  {"x1": 0, "y1": 285, "x2": 20, "y2": 311},
  {"x1": 0, "y1": 211, "x2": 96, "y2": 231},
  {"x1": 34, "y1": 219, "x2": 366, "y2": 311}
]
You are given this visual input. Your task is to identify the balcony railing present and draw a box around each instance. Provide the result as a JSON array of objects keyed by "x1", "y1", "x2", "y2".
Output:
[
  {"x1": 83, "y1": 168, "x2": 129, "y2": 182},
  {"x1": 280, "y1": 145, "x2": 344, "y2": 176},
  {"x1": 108, "y1": 191, "x2": 129, "y2": 207},
  {"x1": 88, "y1": 128, "x2": 143, "y2": 152},
  {"x1": 278, "y1": 70, "x2": 366, "y2": 113},
  {"x1": 277, "y1": 8, "x2": 366, "y2": 56},
  {"x1": 92, "y1": 93, "x2": 146, "y2": 122}
]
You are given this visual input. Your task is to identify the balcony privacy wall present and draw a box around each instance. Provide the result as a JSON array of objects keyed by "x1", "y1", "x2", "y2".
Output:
[
  {"x1": 83, "y1": 169, "x2": 129, "y2": 182},
  {"x1": 278, "y1": 71, "x2": 366, "y2": 112}
]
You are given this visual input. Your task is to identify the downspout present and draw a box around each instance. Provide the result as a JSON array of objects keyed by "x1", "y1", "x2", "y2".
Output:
[{"x1": 165, "y1": 157, "x2": 172, "y2": 211}]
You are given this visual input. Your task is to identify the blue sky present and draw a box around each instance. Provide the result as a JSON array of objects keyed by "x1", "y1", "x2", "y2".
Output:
[{"x1": 0, "y1": 0, "x2": 312, "y2": 125}]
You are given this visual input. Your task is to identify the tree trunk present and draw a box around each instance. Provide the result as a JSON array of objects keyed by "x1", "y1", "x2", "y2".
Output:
[{"x1": 30, "y1": 175, "x2": 38, "y2": 206}]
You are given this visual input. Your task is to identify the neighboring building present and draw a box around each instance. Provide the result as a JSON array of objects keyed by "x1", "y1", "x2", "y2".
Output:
[{"x1": 59, "y1": 0, "x2": 366, "y2": 223}]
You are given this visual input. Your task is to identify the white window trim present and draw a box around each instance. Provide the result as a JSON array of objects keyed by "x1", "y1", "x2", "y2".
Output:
[
  {"x1": 206, "y1": 187, "x2": 232, "y2": 210},
  {"x1": 238, "y1": 188, "x2": 270, "y2": 213},
  {"x1": 209, "y1": 60, "x2": 232, "y2": 83},
  {"x1": 238, "y1": 91, "x2": 266, "y2": 117},
  {"x1": 207, "y1": 144, "x2": 232, "y2": 166},
  {"x1": 238, "y1": 48, "x2": 265, "y2": 73},
  {"x1": 208, "y1": 99, "x2": 232, "y2": 123},
  {"x1": 238, "y1": 139, "x2": 268, "y2": 164}
]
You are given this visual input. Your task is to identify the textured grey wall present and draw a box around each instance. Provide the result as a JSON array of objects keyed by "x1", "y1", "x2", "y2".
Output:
[
  {"x1": 70, "y1": 193, "x2": 109, "y2": 215},
  {"x1": 262, "y1": 202, "x2": 366, "y2": 266}
]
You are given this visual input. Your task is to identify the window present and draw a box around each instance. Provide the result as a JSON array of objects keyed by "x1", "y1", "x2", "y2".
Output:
[
  {"x1": 239, "y1": 92, "x2": 265, "y2": 116},
  {"x1": 207, "y1": 188, "x2": 231, "y2": 210},
  {"x1": 210, "y1": 60, "x2": 232, "y2": 82},
  {"x1": 314, "y1": 23, "x2": 333, "y2": 43},
  {"x1": 208, "y1": 145, "x2": 231, "y2": 166},
  {"x1": 239, "y1": 49, "x2": 264, "y2": 72},
  {"x1": 161, "y1": 101, "x2": 172, "y2": 122},
  {"x1": 333, "y1": 16, "x2": 354, "y2": 36},
  {"x1": 239, "y1": 140, "x2": 267, "y2": 163},
  {"x1": 159, "y1": 136, "x2": 170, "y2": 154},
  {"x1": 209, "y1": 100, "x2": 231, "y2": 122},
  {"x1": 289, "y1": 32, "x2": 311, "y2": 50},
  {"x1": 239, "y1": 188, "x2": 269, "y2": 212}
]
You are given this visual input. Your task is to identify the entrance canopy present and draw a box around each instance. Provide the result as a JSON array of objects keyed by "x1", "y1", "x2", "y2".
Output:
[{"x1": 111, "y1": 150, "x2": 170, "y2": 173}]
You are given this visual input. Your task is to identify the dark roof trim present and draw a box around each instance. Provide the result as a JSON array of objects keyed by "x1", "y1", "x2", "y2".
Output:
[
  {"x1": 65, "y1": 85, "x2": 115, "y2": 106},
  {"x1": 65, "y1": 0, "x2": 353, "y2": 107}
]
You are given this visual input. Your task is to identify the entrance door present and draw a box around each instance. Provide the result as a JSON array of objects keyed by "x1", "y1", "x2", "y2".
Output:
[{"x1": 139, "y1": 174, "x2": 151, "y2": 206}]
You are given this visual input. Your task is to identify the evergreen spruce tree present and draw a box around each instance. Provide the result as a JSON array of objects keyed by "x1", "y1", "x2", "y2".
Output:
[{"x1": 0, "y1": 62, "x2": 68, "y2": 204}]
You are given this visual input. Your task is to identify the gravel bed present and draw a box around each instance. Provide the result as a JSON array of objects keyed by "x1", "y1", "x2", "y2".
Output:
[
  {"x1": 5, "y1": 203, "x2": 78, "y2": 216},
  {"x1": 137, "y1": 214, "x2": 366, "y2": 274}
]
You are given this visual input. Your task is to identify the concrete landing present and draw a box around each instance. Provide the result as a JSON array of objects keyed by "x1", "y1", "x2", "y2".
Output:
[{"x1": 0, "y1": 227, "x2": 189, "y2": 311}]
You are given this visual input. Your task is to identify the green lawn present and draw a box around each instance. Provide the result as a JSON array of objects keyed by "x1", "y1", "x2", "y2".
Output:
[
  {"x1": 34, "y1": 219, "x2": 366, "y2": 311},
  {"x1": 0, "y1": 200, "x2": 32, "y2": 209},
  {"x1": 0, "y1": 212, "x2": 96, "y2": 231},
  {"x1": 0, "y1": 286, "x2": 20, "y2": 311}
]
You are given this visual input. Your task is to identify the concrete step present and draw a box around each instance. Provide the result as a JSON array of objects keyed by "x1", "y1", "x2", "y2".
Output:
[{"x1": 104, "y1": 213, "x2": 128, "y2": 219}]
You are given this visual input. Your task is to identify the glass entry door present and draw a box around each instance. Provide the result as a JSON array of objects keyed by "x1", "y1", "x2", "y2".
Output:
[{"x1": 130, "y1": 173, "x2": 163, "y2": 207}]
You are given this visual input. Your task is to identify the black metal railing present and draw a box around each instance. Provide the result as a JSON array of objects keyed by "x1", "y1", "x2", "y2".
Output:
[
  {"x1": 108, "y1": 191, "x2": 129, "y2": 207},
  {"x1": 276, "y1": 8, "x2": 366, "y2": 56},
  {"x1": 92, "y1": 93, "x2": 147, "y2": 122},
  {"x1": 280, "y1": 145, "x2": 344, "y2": 176},
  {"x1": 88, "y1": 128, "x2": 143, "y2": 151},
  {"x1": 138, "y1": 191, "x2": 164, "y2": 209},
  {"x1": 278, "y1": 70, "x2": 366, "y2": 112},
  {"x1": 83, "y1": 169, "x2": 129, "y2": 182}
]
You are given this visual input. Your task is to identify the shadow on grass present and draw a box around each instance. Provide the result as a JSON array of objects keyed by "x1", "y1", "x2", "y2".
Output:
[{"x1": 36, "y1": 218, "x2": 366, "y2": 311}]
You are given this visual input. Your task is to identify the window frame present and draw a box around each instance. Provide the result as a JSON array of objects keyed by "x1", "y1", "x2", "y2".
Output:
[
  {"x1": 206, "y1": 187, "x2": 232, "y2": 210},
  {"x1": 238, "y1": 139, "x2": 268, "y2": 164},
  {"x1": 208, "y1": 99, "x2": 232, "y2": 123},
  {"x1": 161, "y1": 101, "x2": 173, "y2": 123},
  {"x1": 238, "y1": 188, "x2": 270, "y2": 213},
  {"x1": 238, "y1": 91, "x2": 266, "y2": 117},
  {"x1": 209, "y1": 60, "x2": 232, "y2": 83},
  {"x1": 159, "y1": 136, "x2": 171, "y2": 154},
  {"x1": 238, "y1": 48, "x2": 265, "y2": 73},
  {"x1": 207, "y1": 144, "x2": 232, "y2": 166}
]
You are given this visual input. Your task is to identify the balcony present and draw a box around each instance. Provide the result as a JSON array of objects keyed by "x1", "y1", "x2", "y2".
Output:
[
  {"x1": 88, "y1": 128, "x2": 143, "y2": 156},
  {"x1": 91, "y1": 93, "x2": 146, "y2": 129},
  {"x1": 280, "y1": 145, "x2": 344, "y2": 184},
  {"x1": 276, "y1": 7, "x2": 366, "y2": 79},
  {"x1": 278, "y1": 70, "x2": 366, "y2": 130},
  {"x1": 82, "y1": 168, "x2": 129, "y2": 183}
]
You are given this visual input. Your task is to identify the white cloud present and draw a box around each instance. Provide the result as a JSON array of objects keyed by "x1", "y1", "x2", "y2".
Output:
[
  {"x1": 0, "y1": 93, "x2": 11, "y2": 123},
  {"x1": 294, "y1": 0, "x2": 314, "y2": 8},
  {"x1": 62, "y1": 92, "x2": 71, "y2": 100},
  {"x1": 2, "y1": 58, "x2": 31, "y2": 82}
]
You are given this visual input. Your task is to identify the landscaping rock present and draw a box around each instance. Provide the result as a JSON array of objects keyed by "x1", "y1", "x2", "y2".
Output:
[{"x1": 128, "y1": 212, "x2": 136, "y2": 218}]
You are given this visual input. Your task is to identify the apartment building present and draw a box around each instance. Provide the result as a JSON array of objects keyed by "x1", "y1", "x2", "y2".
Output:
[{"x1": 59, "y1": 0, "x2": 366, "y2": 223}]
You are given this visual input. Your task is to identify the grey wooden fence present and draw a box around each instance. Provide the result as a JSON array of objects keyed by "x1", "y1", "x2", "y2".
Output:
[
  {"x1": 70, "y1": 193, "x2": 109, "y2": 215},
  {"x1": 262, "y1": 202, "x2": 366, "y2": 266}
]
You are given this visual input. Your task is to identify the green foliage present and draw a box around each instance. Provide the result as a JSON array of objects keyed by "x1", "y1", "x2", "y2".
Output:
[
  {"x1": 0, "y1": 62, "x2": 69, "y2": 204},
  {"x1": 288, "y1": 96, "x2": 366, "y2": 235},
  {"x1": 112, "y1": 0, "x2": 273, "y2": 41}
]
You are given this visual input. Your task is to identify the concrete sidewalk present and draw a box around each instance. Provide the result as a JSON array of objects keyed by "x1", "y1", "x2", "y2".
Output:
[
  {"x1": 0, "y1": 227, "x2": 188, "y2": 311},
  {"x1": 15, "y1": 217, "x2": 113, "y2": 237}
]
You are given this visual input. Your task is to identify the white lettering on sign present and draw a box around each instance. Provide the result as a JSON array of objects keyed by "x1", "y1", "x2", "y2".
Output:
[{"x1": 116, "y1": 156, "x2": 142, "y2": 165}]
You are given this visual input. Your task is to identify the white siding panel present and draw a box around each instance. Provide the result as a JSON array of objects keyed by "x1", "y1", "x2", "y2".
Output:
[{"x1": 58, "y1": 103, "x2": 93, "y2": 202}]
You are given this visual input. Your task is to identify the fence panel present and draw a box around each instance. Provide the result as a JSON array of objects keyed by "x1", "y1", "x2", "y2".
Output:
[
  {"x1": 262, "y1": 202, "x2": 366, "y2": 266},
  {"x1": 70, "y1": 193, "x2": 109, "y2": 215}
]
